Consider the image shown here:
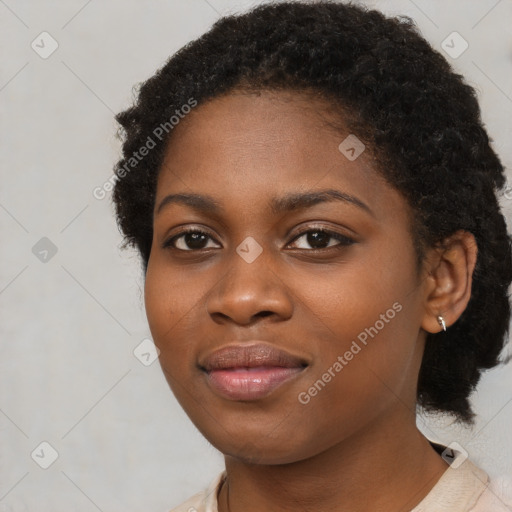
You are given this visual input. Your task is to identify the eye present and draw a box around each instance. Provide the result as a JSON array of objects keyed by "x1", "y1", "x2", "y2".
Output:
[
  {"x1": 288, "y1": 229, "x2": 355, "y2": 250},
  {"x1": 163, "y1": 229, "x2": 221, "y2": 251},
  {"x1": 163, "y1": 227, "x2": 354, "y2": 252}
]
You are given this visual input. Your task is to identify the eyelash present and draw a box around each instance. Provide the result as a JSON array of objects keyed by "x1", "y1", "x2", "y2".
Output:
[{"x1": 162, "y1": 226, "x2": 355, "y2": 252}]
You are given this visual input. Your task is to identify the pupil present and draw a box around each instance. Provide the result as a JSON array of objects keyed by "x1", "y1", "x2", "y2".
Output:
[
  {"x1": 307, "y1": 231, "x2": 329, "y2": 248},
  {"x1": 186, "y1": 232, "x2": 207, "y2": 249}
]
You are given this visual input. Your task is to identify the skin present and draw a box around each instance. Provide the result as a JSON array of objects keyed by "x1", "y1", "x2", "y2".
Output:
[{"x1": 144, "y1": 90, "x2": 477, "y2": 512}]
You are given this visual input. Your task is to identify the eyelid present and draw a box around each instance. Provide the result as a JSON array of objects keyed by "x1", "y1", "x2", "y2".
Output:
[
  {"x1": 162, "y1": 225, "x2": 222, "y2": 249},
  {"x1": 286, "y1": 226, "x2": 355, "y2": 249}
]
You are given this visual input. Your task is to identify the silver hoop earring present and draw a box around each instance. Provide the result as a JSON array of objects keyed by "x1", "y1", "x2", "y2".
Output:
[{"x1": 437, "y1": 315, "x2": 447, "y2": 332}]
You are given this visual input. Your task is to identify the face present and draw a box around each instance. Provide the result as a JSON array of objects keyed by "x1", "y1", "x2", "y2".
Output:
[{"x1": 145, "y1": 90, "x2": 429, "y2": 465}]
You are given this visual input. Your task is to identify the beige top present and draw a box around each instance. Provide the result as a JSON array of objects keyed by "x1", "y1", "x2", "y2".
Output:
[{"x1": 170, "y1": 453, "x2": 512, "y2": 512}]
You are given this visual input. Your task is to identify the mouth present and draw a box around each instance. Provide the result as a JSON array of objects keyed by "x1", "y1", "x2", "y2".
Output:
[{"x1": 199, "y1": 342, "x2": 308, "y2": 401}]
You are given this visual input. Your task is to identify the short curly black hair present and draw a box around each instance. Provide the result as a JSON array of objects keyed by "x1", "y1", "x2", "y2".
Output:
[{"x1": 112, "y1": 0, "x2": 512, "y2": 423}]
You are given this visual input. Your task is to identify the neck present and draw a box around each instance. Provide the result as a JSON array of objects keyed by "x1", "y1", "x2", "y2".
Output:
[{"x1": 218, "y1": 409, "x2": 447, "y2": 512}]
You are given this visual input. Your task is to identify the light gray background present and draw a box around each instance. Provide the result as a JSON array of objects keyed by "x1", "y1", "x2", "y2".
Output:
[{"x1": 1, "y1": 0, "x2": 511, "y2": 510}]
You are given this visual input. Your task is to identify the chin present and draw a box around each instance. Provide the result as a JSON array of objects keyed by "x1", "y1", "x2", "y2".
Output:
[{"x1": 208, "y1": 429, "x2": 323, "y2": 466}]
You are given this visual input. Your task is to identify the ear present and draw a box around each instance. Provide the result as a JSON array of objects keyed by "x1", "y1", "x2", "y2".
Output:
[{"x1": 421, "y1": 230, "x2": 478, "y2": 334}]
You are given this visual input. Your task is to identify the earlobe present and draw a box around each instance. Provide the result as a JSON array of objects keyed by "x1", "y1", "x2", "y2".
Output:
[{"x1": 421, "y1": 230, "x2": 478, "y2": 334}]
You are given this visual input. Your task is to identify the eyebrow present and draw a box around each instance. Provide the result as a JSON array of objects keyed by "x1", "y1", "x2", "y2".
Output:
[{"x1": 156, "y1": 188, "x2": 373, "y2": 217}]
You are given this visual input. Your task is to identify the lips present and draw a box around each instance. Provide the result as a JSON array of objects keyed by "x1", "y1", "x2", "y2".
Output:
[{"x1": 200, "y1": 342, "x2": 308, "y2": 401}]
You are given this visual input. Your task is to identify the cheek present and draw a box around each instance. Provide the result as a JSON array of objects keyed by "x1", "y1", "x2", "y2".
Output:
[
  {"x1": 288, "y1": 301, "x2": 420, "y2": 458},
  {"x1": 144, "y1": 249, "x2": 206, "y2": 335},
  {"x1": 143, "y1": 251, "x2": 225, "y2": 395},
  {"x1": 292, "y1": 237, "x2": 418, "y2": 344},
  {"x1": 144, "y1": 259, "x2": 203, "y2": 409},
  {"x1": 291, "y1": 243, "x2": 422, "y2": 399},
  {"x1": 144, "y1": 254, "x2": 199, "y2": 362}
]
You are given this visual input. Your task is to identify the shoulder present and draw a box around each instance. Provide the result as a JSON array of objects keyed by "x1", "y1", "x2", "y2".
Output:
[
  {"x1": 168, "y1": 472, "x2": 226, "y2": 512},
  {"x1": 469, "y1": 475, "x2": 512, "y2": 512},
  {"x1": 411, "y1": 452, "x2": 511, "y2": 512},
  {"x1": 168, "y1": 490, "x2": 208, "y2": 512}
]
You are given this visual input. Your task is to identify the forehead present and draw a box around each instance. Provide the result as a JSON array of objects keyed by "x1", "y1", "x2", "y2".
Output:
[
  {"x1": 164, "y1": 90, "x2": 359, "y2": 161},
  {"x1": 156, "y1": 90, "x2": 405, "y2": 221}
]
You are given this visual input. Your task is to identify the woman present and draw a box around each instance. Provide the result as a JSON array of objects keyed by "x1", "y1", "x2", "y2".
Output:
[{"x1": 112, "y1": 2, "x2": 512, "y2": 510}]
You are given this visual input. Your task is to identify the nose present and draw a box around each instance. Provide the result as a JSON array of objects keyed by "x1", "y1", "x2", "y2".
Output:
[{"x1": 205, "y1": 250, "x2": 293, "y2": 326}]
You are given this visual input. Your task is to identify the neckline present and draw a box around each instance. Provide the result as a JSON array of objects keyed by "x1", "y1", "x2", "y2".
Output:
[{"x1": 207, "y1": 440, "x2": 489, "y2": 512}]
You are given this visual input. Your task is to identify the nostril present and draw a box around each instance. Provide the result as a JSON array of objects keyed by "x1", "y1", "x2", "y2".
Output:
[{"x1": 255, "y1": 311, "x2": 273, "y2": 318}]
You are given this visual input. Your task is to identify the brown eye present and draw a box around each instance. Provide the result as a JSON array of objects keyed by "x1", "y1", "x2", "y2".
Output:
[
  {"x1": 289, "y1": 229, "x2": 354, "y2": 250},
  {"x1": 164, "y1": 230, "x2": 221, "y2": 251}
]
